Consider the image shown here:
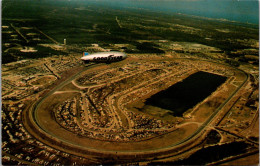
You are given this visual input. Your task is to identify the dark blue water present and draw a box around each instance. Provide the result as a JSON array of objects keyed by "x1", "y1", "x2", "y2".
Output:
[
  {"x1": 96, "y1": 0, "x2": 259, "y2": 24},
  {"x1": 145, "y1": 71, "x2": 227, "y2": 117}
]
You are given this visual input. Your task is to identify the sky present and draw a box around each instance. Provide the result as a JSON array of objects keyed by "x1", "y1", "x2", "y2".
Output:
[
  {"x1": 1, "y1": 0, "x2": 259, "y2": 24},
  {"x1": 93, "y1": 0, "x2": 259, "y2": 24}
]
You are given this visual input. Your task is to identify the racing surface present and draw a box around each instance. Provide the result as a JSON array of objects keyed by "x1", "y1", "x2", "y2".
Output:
[{"x1": 22, "y1": 58, "x2": 249, "y2": 162}]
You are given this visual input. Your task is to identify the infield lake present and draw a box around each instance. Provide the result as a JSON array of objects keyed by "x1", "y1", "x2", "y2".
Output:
[{"x1": 145, "y1": 71, "x2": 227, "y2": 117}]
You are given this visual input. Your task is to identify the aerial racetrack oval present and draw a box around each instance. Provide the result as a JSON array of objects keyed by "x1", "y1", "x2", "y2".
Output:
[{"x1": 22, "y1": 58, "x2": 248, "y2": 162}]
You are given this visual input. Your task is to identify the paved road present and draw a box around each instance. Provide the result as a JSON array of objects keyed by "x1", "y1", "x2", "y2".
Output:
[{"x1": 26, "y1": 59, "x2": 248, "y2": 156}]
